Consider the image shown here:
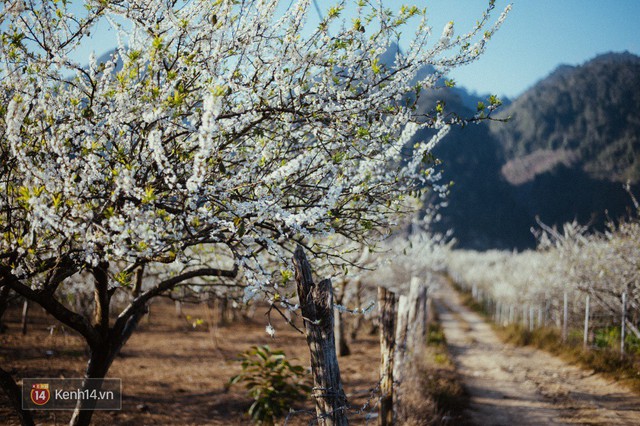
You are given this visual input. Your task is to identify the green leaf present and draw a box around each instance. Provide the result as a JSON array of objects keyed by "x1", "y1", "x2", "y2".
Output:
[
  {"x1": 371, "y1": 57, "x2": 381, "y2": 74},
  {"x1": 152, "y1": 35, "x2": 164, "y2": 51},
  {"x1": 228, "y1": 345, "x2": 311, "y2": 424}
]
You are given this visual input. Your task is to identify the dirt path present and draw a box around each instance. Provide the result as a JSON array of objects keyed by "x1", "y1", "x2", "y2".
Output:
[{"x1": 433, "y1": 279, "x2": 640, "y2": 426}]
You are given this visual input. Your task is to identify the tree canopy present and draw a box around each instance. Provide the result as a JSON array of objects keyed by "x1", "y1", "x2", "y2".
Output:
[{"x1": 0, "y1": 1, "x2": 509, "y2": 423}]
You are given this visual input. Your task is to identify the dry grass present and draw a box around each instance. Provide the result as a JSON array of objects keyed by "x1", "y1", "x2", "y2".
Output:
[
  {"x1": 498, "y1": 324, "x2": 640, "y2": 393},
  {"x1": 398, "y1": 321, "x2": 469, "y2": 425}
]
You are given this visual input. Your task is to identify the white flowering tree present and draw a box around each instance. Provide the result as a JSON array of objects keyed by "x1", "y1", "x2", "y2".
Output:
[
  {"x1": 0, "y1": 0, "x2": 509, "y2": 424},
  {"x1": 535, "y1": 213, "x2": 640, "y2": 337},
  {"x1": 446, "y1": 198, "x2": 640, "y2": 341}
]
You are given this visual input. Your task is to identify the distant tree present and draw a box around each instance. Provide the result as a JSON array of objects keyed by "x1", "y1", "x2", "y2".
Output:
[
  {"x1": 0, "y1": 1, "x2": 509, "y2": 424},
  {"x1": 446, "y1": 194, "x2": 640, "y2": 342}
]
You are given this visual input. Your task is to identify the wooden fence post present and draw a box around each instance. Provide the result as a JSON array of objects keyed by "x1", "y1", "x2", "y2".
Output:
[
  {"x1": 562, "y1": 292, "x2": 568, "y2": 343},
  {"x1": 583, "y1": 295, "x2": 590, "y2": 349},
  {"x1": 394, "y1": 279, "x2": 430, "y2": 422},
  {"x1": 529, "y1": 306, "x2": 535, "y2": 332},
  {"x1": 538, "y1": 306, "x2": 544, "y2": 328},
  {"x1": 407, "y1": 278, "x2": 427, "y2": 350},
  {"x1": 378, "y1": 287, "x2": 396, "y2": 426},
  {"x1": 393, "y1": 295, "x2": 409, "y2": 383},
  {"x1": 621, "y1": 292, "x2": 627, "y2": 356},
  {"x1": 393, "y1": 293, "x2": 409, "y2": 423},
  {"x1": 422, "y1": 286, "x2": 429, "y2": 339},
  {"x1": 293, "y1": 245, "x2": 348, "y2": 426}
]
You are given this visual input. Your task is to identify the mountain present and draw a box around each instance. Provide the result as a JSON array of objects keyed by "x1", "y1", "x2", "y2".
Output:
[
  {"x1": 490, "y1": 51, "x2": 640, "y2": 184},
  {"x1": 417, "y1": 52, "x2": 640, "y2": 250}
]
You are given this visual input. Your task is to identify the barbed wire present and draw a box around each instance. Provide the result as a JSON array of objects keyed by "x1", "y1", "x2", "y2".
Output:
[{"x1": 283, "y1": 379, "x2": 382, "y2": 425}]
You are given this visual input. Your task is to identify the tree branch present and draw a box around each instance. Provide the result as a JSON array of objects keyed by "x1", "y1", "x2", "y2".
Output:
[
  {"x1": 113, "y1": 265, "x2": 239, "y2": 336},
  {"x1": 0, "y1": 269, "x2": 99, "y2": 347}
]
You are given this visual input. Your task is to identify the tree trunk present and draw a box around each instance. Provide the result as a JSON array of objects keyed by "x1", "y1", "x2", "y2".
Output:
[
  {"x1": 93, "y1": 262, "x2": 111, "y2": 335},
  {"x1": 334, "y1": 282, "x2": 350, "y2": 357},
  {"x1": 69, "y1": 344, "x2": 112, "y2": 426},
  {"x1": 70, "y1": 270, "x2": 147, "y2": 426},
  {"x1": 0, "y1": 366, "x2": 35, "y2": 426},
  {"x1": 377, "y1": 287, "x2": 396, "y2": 426},
  {"x1": 349, "y1": 281, "x2": 363, "y2": 340},
  {"x1": 334, "y1": 309, "x2": 351, "y2": 356},
  {"x1": 293, "y1": 245, "x2": 348, "y2": 426},
  {"x1": 216, "y1": 297, "x2": 230, "y2": 326},
  {"x1": 0, "y1": 285, "x2": 10, "y2": 332},
  {"x1": 69, "y1": 309, "x2": 145, "y2": 426},
  {"x1": 21, "y1": 299, "x2": 29, "y2": 335}
]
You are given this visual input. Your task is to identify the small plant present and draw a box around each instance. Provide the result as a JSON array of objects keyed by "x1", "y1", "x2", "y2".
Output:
[{"x1": 229, "y1": 345, "x2": 311, "y2": 425}]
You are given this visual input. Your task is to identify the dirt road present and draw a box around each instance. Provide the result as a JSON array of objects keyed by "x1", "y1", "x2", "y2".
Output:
[{"x1": 433, "y1": 279, "x2": 640, "y2": 426}]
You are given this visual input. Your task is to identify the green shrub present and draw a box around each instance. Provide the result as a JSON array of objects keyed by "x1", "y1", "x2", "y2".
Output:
[
  {"x1": 229, "y1": 345, "x2": 311, "y2": 425},
  {"x1": 594, "y1": 327, "x2": 640, "y2": 354}
]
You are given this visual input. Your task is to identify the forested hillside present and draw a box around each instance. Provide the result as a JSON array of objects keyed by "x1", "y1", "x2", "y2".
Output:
[{"x1": 420, "y1": 52, "x2": 640, "y2": 249}]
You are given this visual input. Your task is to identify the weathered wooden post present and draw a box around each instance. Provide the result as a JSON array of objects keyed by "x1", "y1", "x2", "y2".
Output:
[
  {"x1": 393, "y1": 293, "x2": 409, "y2": 420},
  {"x1": 393, "y1": 278, "x2": 429, "y2": 422},
  {"x1": 583, "y1": 294, "x2": 590, "y2": 349},
  {"x1": 293, "y1": 245, "x2": 348, "y2": 426},
  {"x1": 406, "y1": 278, "x2": 423, "y2": 351},
  {"x1": 378, "y1": 287, "x2": 396, "y2": 426},
  {"x1": 562, "y1": 291, "x2": 568, "y2": 343},
  {"x1": 529, "y1": 306, "x2": 535, "y2": 332},
  {"x1": 415, "y1": 282, "x2": 428, "y2": 343},
  {"x1": 394, "y1": 295, "x2": 409, "y2": 379},
  {"x1": 621, "y1": 292, "x2": 627, "y2": 356},
  {"x1": 538, "y1": 306, "x2": 544, "y2": 328}
]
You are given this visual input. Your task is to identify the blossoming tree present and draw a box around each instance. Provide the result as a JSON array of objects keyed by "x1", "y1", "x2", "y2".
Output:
[{"x1": 0, "y1": 0, "x2": 509, "y2": 424}]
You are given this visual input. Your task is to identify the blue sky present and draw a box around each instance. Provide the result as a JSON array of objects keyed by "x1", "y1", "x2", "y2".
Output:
[
  {"x1": 417, "y1": 0, "x2": 640, "y2": 99},
  {"x1": 72, "y1": 0, "x2": 640, "y2": 100}
]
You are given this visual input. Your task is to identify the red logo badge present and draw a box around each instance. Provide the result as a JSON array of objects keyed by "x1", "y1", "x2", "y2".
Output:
[{"x1": 30, "y1": 383, "x2": 50, "y2": 406}]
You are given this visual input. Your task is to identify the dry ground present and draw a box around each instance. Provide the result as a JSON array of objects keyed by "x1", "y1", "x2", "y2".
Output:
[
  {"x1": 0, "y1": 299, "x2": 381, "y2": 425},
  {"x1": 434, "y1": 278, "x2": 640, "y2": 426}
]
